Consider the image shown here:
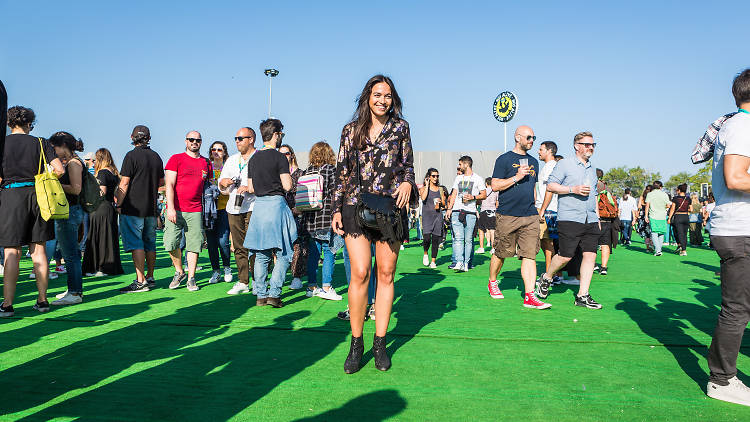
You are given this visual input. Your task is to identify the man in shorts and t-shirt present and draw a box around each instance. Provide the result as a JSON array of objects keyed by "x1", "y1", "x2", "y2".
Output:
[
  {"x1": 537, "y1": 140, "x2": 560, "y2": 282},
  {"x1": 219, "y1": 127, "x2": 257, "y2": 295},
  {"x1": 487, "y1": 125, "x2": 550, "y2": 309},
  {"x1": 116, "y1": 125, "x2": 165, "y2": 293},
  {"x1": 478, "y1": 177, "x2": 498, "y2": 253},
  {"x1": 446, "y1": 156, "x2": 486, "y2": 272},
  {"x1": 704, "y1": 68, "x2": 750, "y2": 406},
  {"x1": 536, "y1": 131, "x2": 602, "y2": 309},
  {"x1": 164, "y1": 131, "x2": 211, "y2": 292}
]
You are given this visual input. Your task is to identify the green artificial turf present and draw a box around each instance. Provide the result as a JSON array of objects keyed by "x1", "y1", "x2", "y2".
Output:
[{"x1": 2, "y1": 230, "x2": 750, "y2": 421}]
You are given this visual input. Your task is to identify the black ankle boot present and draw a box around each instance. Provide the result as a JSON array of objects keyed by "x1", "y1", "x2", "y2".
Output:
[
  {"x1": 344, "y1": 336, "x2": 364, "y2": 374},
  {"x1": 372, "y1": 335, "x2": 391, "y2": 371}
]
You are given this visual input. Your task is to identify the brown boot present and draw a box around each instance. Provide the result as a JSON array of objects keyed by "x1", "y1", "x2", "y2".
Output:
[
  {"x1": 266, "y1": 297, "x2": 284, "y2": 308},
  {"x1": 256, "y1": 297, "x2": 268, "y2": 306}
]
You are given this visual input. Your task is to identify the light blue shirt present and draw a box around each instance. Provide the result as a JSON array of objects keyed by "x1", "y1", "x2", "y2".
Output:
[{"x1": 547, "y1": 157, "x2": 599, "y2": 223}]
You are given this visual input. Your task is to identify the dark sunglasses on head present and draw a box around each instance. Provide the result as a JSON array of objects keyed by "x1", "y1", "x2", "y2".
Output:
[
  {"x1": 234, "y1": 136, "x2": 252, "y2": 142},
  {"x1": 186, "y1": 137, "x2": 202, "y2": 143},
  {"x1": 525, "y1": 135, "x2": 537, "y2": 141},
  {"x1": 576, "y1": 142, "x2": 597, "y2": 148}
]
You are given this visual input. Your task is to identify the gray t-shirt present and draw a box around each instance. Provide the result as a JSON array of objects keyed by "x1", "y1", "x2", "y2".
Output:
[
  {"x1": 480, "y1": 188, "x2": 499, "y2": 212},
  {"x1": 710, "y1": 112, "x2": 750, "y2": 235}
]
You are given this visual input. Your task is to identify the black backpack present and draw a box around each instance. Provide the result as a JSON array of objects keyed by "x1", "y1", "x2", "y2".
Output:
[{"x1": 78, "y1": 160, "x2": 105, "y2": 213}]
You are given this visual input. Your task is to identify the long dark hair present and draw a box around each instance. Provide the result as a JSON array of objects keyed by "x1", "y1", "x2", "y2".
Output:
[{"x1": 350, "y1": 75, "x2": 403, "y2": 150}]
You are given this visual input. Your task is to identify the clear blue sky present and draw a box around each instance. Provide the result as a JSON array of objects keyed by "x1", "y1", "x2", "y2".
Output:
[{"x1": 1, "y1": 1, "x2": 747, "y2": 178}]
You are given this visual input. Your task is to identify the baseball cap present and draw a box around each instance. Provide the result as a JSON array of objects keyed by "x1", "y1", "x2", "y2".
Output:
[
  {"x1": 83, "y1": 152, "x2": 94, "y2": 160},
  {"x1": 131, "y1": 125, "x2": 150, "y2": 139}
]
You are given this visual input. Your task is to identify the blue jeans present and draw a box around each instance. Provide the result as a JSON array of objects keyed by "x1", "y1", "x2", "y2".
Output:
[
  {"x1": 451, "y1": 212, "x2": 477, "y2": 266},
  {"x1": 620, "y1": 220, "x2": 632, "y2": 243},
  {"x1": 80, "y1": 211, "x2": 89, "y2": 255},
  {"x1": 343, "y1": 243, "x2": 376, "y2": 304},
  {"x1": 308, "y1": 237, "x2": 335, "y2": 288},
  {"x1": 56, "y1": 204, "x2": 84, "y2": 294},
  {"x1": 206, "y1": 209, "x2": 231, "y2": 271},
  {"x1": 253, "y1": 249, "x2": 290, "y2": 299}
]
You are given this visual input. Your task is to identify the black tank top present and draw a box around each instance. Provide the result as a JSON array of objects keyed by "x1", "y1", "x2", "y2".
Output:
[{"x1": 59, "y1": 157, "x2": 84, "y2": 206}]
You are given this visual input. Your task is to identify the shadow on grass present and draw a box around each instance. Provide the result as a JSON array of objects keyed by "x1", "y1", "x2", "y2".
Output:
[
  {"x1": 292, "y1": 389, "x2": 407, "y2": 421},
  {"x1": 3, "y1": 297, "x2": 352, "y2": 421}
]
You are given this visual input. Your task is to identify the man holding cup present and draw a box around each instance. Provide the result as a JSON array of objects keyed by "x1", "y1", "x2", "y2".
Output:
[
  {"x1": 536, "y1": 131, "x2": 602, "y2": 309},
  {"x1": 219, "y1": 127, "x2": 257, "y2": 295},
  {"x1": 486, "y1": 126, "x2": 549, "y2": 308}
]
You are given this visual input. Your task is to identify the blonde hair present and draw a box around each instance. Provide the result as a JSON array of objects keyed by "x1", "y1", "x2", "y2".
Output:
[
  {"x1": 308, "y1": 141, "x2": 336, "y2": 167},
  {"x1": 573, "y1": 131, "x2": 593, "y2": 144},
  {"x1": 94, "y1": 148, "x2": 120, "y2": 178}
]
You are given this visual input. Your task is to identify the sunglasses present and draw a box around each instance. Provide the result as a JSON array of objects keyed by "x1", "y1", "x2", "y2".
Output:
[
  {"x1": 430, "y1": 174, "x2": 439, "y2": 178},
  {"x1": 525, "y1": 135, "x2": 537, "y2": 141},
  {"x1": 276, "y1": 132, "x2": 285, "y2": 139},
  {"x1": 211, "y1": 148, "x2": 224, "y2": 152},
  {"x1": 283, "y1": 151, "x2": 292, "y2": 156},
  {"x1": 576, "y1": 142, "x2": 597, "y2": 148},
  {"x1": 234, "y1": 136, "x2": 252, "y2": 142},
  {"x1": 186, "y1": 138, "x2": 202, "y2": 143}
]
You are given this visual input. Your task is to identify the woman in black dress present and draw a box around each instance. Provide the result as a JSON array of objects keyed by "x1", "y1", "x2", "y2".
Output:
[
  {"x1": 0, "y1": 106, "x2": 63, "y2": 316},
  {"x1": 332, "y1": 75, "x2": 416, "y2": 373},
  {"x1": 82, "y1": 148, "x2": 124, "y2": 276}
]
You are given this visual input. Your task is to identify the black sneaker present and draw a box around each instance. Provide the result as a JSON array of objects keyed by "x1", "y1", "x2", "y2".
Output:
[
  {"x1": 575, "y1": 294, "x2": 602, "y2": 309},
  {"x1": 33, "y1": 301, "x2": 50, "y2": 313},
  {"x1": 0, "y1": 304, "x2": 15, "y2": 317},
  {"x1": 146, "y1": 276, "x2": 156, "y2": 289},
  {"x1": 534, "y1": 275, "x2": 551, "y2": 299},
  {"x1": 593, "y1": 264, "x2": 601, "y2": 273},
  {"x1": 600, "y1": 266, "x2": 608, "y2": 276},
  {"x1": 551, "y1": 276, "x2": 563, "y2": 285},
  {"x1": 119, "y1": 280, "x2": 150, "y2": 293},
  {"x1": 337, "y1": 308, "x2": 350, "y2": 321}
]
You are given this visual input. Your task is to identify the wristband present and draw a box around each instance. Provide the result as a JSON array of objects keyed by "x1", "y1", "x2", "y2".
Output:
[
  {"x1": 569, "y1": 186, "x2": 572, "y2": 194},
  {"x1": 512, "y1": 176, "x2": 517, "y2": 184}
]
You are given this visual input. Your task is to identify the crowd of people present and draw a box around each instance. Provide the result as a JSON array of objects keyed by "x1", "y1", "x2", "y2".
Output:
[{"x1": 1, "y1": 69, "x2": 750, "y2": 406}]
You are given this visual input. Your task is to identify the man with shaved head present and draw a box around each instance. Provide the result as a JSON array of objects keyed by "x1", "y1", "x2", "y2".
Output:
[
  {"x1": 163, "y1": 130, "x2": 212, "y2": 292},
  {"x1": 487, "y1": 125, "x2": 550, "y2": 309}
]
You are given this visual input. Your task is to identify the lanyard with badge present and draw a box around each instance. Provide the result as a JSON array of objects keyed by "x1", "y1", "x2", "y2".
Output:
[{"x1": 233, "y1": 150, "x2": 256, "y2": 209}]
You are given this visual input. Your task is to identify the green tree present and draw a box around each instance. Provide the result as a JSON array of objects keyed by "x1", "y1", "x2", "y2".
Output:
[
  {"x1": 665, "y1": 171, "x2": 692, "y2": 192},
  {"x1": 602, "y1": 166, "x2": 661, "y2": 197}
]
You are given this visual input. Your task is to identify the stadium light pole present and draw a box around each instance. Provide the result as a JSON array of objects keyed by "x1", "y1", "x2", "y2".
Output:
[{"x1": 264, "y1": 68, "x2": 279, "y2": 118}]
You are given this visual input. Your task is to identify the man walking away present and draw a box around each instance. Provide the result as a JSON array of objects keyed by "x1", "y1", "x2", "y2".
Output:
[
  {"x1": 644, "y1": 181, "x2": 670, "y2": 256},
  {"x1": 705, "y1": 68, "x2": 750, "y2": 406},
  {"x1": 116, "y1": 125, "x2": 165, "y2": 293},
  {"x1": 618, "y1": 188, "x2": 637, "y2": 245}
]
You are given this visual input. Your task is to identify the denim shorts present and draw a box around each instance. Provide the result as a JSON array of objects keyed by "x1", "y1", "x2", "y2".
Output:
[{"x1": 120, "y1": 214, "x2": 157, "y2": 252}]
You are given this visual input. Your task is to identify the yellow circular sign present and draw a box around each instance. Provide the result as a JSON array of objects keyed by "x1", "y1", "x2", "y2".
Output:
[{"x1": 493, "y1": 91, "x2": 517, "y2": 123}]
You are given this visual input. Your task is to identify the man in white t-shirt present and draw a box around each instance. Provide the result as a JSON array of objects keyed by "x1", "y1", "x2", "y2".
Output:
[
  {"x1": 536, "y1": 141, "x2": 559, "y2": 280},
  {"x1": 617, "y1": 188, "x2": 638, "y2": 245},
  {"x1": 446, "y1": 156, "x2": 486, "y2": 271},
  {"x1": 705, "y1": 68, "x2": 750, "y2": 407},
  {"x1": 218, "y1": 127, "x2": 257, "y2": 295}
]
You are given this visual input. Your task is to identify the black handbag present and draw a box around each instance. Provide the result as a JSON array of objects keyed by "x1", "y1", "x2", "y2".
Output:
[{"x1": 354, "y1": 150, "x2": 404, "y2": 241}]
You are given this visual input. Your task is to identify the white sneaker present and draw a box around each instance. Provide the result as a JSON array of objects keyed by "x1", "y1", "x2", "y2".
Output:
[
  {"x1": 52, "y1": 293, "x2": 83, "y2": 306},
  {"x1": 290, "y1": 278, "x2": 303, "y2": 290},
  {"x1": 306, "y1": 287, "x2": 321, "y2": 298},
  {"x1": 429, "y1": 262, "x2": 437, "y2": 269},
  {"x1": 223, "y1": 266, "x2": 233, "y2": 282},
  {"x1": 462, "y1": 263, "x2": 470, "y2": 272},
  {"x1": 490, "y1": 248, "x2": 495, "y2": 254},
  {"x1": 227, "y1": 282, "x2": 250, "y2": 295},
  {"x1": 562, "y1": 277, "x2": 580, "y2": 285},
  {"x1": 94, "y1": 271, "x2": 106, "y2": 277},
  {"x1": 85, "y1": 272, "x2": 96, "y2": 277},
  {"x1": 209, "y1": 271, "x2": 221, "y2": 284},
  {"x1": 707, "y1": 376, "x2": 750, "y2": 406},
  {"x1": 317, "y1": 287, "x2": 343, "y2": 301},
  {"x1": 477, "y1": 247, "x2": 485, "y2": 253},
  {"x1": 55, "y1": 290, "x2": 69, "y2": 299},
  {"x1": 0, "y1": 264, "x2": 4, "y2": 276},
  {"x1": 400, "y1": 245, "x2": 404, "y2": 250},
  {"x1": 29, "y1": 272, "x2": 35, "y2": 279},
  {"x1": 423, "y1": 255, "x2": 429, "y2": 266}
]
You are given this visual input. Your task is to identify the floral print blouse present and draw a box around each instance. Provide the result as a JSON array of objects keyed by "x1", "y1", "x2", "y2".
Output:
[{"x1": 333, "y1": 117, "x2": 417, "y2": 214}]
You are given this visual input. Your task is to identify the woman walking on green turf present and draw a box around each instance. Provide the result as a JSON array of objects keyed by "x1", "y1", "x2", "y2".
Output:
[{"x1": 332, "y1": 74, "x2": 416, "y2": 373}]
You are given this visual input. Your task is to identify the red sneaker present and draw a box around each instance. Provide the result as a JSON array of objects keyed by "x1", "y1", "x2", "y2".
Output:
[
  {"x1": 488, "y1": 281, "x2": 504, "y2": 299},
  {"x1": 523, "y1": 292, "x2": 551, "y2": 309}
]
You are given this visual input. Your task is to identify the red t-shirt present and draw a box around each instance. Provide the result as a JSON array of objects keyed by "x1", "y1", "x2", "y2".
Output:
[{"x1": 165, "y1": 153, "x2": 211, "y2": 212}]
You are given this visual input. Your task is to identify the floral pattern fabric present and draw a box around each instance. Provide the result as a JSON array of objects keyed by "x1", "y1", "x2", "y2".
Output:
[{"x1": 333, "y1": 117, "x2": 417, "y2": 214}]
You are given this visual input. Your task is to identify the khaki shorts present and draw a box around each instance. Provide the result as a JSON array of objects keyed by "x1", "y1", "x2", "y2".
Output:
[
  {"x1": 493, "y1": 214, "x2": 540, "y2": 259},
  {"x1": 163, "y1": 211, "x2": 204, "y2": 253}
]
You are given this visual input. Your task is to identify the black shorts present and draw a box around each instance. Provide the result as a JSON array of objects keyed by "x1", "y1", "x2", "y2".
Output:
[
  {"x1": 557, "y1": 221, "x2": 601, "y2": 258},
  {"x1": 341, "y1": 204, "x2": 409, "y2": 243},
  {"x1": 0, "y1": 186, "x2": 55, "y2": 247},
  {"x1": 478, "y1": 210, "x2": 496, "y2": 231}
]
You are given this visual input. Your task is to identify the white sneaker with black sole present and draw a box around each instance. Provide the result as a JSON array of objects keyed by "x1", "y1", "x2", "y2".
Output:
[{"x1": 707, "y1": 376, "x2": 750, "y2": 407}]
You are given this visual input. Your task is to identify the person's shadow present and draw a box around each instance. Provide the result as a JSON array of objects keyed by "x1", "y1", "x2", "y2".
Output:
[
  {"x1": 16, "y1": 309, "x2": 351, "y2": 421},
  {"x1": 292, "y1": 389, "x2": 407, "y2": 421}
]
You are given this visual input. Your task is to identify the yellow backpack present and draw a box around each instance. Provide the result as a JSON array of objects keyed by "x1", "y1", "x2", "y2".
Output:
[{"x1": 35, "y1": 138, "x2": 69, "y2": 220}]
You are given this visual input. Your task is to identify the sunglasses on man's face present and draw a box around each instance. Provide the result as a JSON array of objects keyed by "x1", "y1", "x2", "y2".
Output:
[
  {"x1": 525, "y1": 135, "x2": 537, "y2": 141},
  {"x1": 186, "y1": 138, "x2": 202, "y2": 143},
  {"x1": 577, "y1": 142, "x2": 597, "y2": 148},
  {"x1": 234, "y1": 136, "x2": 252, "y2": 142}
]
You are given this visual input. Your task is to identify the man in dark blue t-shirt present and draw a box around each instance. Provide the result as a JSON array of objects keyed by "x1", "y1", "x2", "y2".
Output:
[{"x1": 487, "y1": 125, "x2": 550, "y2": 309}]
